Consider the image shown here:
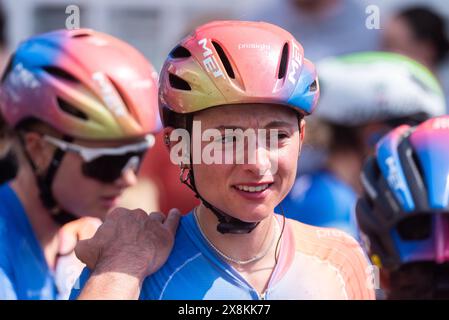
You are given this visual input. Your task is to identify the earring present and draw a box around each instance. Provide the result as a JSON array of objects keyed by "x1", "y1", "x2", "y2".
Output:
[
  {"x1": 179, "y1": 166, "x2": 190, "y2": 183},
  {"x1": 164, "y1": 135, "x2": 170, "y2": 146}
]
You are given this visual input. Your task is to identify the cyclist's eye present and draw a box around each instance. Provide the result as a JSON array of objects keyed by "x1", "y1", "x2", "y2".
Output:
[
  {"x1": 221, "y1": 135, "x2": 238, "y2": 144},
  {"x1": 268, "y1": 131, "x2": 289, "y2": 141},
  {"x1": 277, "y1": 132, "x2": 289, "y2": 140}
]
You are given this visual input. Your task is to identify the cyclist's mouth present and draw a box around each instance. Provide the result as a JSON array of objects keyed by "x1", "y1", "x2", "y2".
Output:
[
  {"x1": 232, "y1": 182, "x2": 274, "y2": 200},
  {"x1": 100, "y1": 194, "x2": 121, "y2": 208}
]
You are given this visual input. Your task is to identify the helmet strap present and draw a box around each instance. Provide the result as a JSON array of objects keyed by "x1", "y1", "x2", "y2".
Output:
[
  {"x1": 19, "y1": 134, "x2": 78, "y2": 225},
  {"x1": 175, "y1": 112, "x2": 262, "y2": 234},
  {"x1": 179, "y1": 167, "x2": 259, "y2": 234}
]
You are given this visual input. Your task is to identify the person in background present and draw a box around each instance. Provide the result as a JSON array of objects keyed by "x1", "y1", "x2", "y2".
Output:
[
  {"x1": 279, "y1": 52, "x2": 446, "y2": 237},
  {"x1": 357, "y1": 115, "x2": 449, "y2": 299},
  {"x1": 0, "y1": 28, "x2": 160, "y2": 299},
  {"x1": 252, "y1": 0, "x2": 382, "y2": 62},
  {"x1": 0, "y1": 3, "x2": 16, "y2": 185},
  {"x1": 382, "y1": 6, "x2": 449, "y2": 113}
]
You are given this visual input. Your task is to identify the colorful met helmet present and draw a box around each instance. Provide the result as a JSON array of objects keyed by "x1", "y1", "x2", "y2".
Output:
[
  {"x1": 159, "y1": 20, "x2": 319, "y2": 123},
  {"x1": 0, "y1": 28, "x2": 159, "y2": 140},
  {"x1": 158, "y1": 20, "x2": 319, "y2": 234},
  {"x1": 315, "y1": 52, "x2": 446, "y2": 126},
  {"x1": 356, "y1": 116, "x2": 449, "y2": 271}
]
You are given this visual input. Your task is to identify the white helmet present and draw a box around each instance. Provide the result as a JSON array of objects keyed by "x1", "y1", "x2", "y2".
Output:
[{"x1": 315, "y1": 52, "x2": 446, "y2": 126}]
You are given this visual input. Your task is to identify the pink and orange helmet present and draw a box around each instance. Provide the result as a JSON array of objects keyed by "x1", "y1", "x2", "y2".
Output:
[
  {"x1": 0, "y1": 28, "x2": 159, "y2": 140},
  {"x1": 159, "y1": 20, "x2": 320, "y2": 121}
]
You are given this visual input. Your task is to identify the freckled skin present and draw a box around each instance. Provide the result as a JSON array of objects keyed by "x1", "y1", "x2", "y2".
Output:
[{"x1": 191, "y1": 103, "x2": 303, "y2": 223}]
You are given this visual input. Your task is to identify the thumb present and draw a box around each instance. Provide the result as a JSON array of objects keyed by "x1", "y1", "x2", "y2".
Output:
[
  {"x1": 77, "y1": 217, "x2": 102, "y2": 240},
  {"x1": 58, "y1": 226, "x2": 78, "y2": 256},
  {"x1": 75, "y1": 239, "x2": 98, "y2": 269},
  {"x1": 58, "y1": 217, "x2": 102, "y2": 255},
  {"x1": 164, "y1": 208, "x2": 181, "y2": 234}
]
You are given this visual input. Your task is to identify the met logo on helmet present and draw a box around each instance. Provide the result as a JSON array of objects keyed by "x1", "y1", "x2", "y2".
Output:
[
  {"x1": 10, "y1": 63, "x2": 40, "y2": 89},
  {"x1": 198, "y1": 38, "x2": 224, "y2": 79},
  {"x1": 385, "y1": 156, "x2": 407, "y2": 194},
  {"x1": 288, "y1": 43, "x2": 303, "y2": 85}
]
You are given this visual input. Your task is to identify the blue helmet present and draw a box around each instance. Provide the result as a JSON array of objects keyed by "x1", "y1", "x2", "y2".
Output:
[{"x1": 356, "y1": 116, "x2": 449, "y2": 271}]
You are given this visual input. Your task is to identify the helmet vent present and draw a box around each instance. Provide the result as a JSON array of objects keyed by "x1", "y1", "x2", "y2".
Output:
[
  {"x1": 170, "y1": 46, "x2": 191, "y2": 58},
  {"x1": 43, "y1": 66, "x2": 79, "y2": 83},
  {"x1": 278, "y1": 42, "x2": 289, "y2": 79},
  {"x1": 57, "y1": 97, "x2": 88, "y2": 121},
  {"x1": 169, "y1": 73, "x2": 191, "y2": 91},
  {"x1": 107, "y1": 76, "x2": 133, "y2": 116},
  {"x1": 397, "y1": 215, "x2": 432, "y2": 240},
  {"x1": 71, "y1": 33, "x2": 90, "y2": 38},
  {"x1": 211, "y1": 41, "x2": 235, "y2": 79},
  {"x1": 309, "y1": 80, "x2": 318, "y2": 92},
  {"x1": 70, "y1": 29, "x2": 92, "y2": 38},
  {"x1": 397, "y1": 138, "x2": 429, "y2": 210},
  {"x1": 410, "y1": 73, "x2": 430, "y2": 93}
]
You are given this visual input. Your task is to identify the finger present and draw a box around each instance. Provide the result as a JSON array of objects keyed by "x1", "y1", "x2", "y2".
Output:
[
  {"x1": 58, "y1": 228, "x2": 78, "y2": 256},
  {"x1": 163, "y1": 208, "x2": 181, "y2": 232},
  {"x1": 131, "y1": 208, "x2": 149, "y2": 220},
  {"x1": 106, "y1": 207, "x2": 129, "y2": 220},
  {"x1": 148, "y1": 211, "x2": 165, "y2": 223},
  {"x1": 58, "y1": 217, "x2": 103, "y2": 255},
  {"x1": 74, "y1": 239, "x2": 98, "y2": 269},
  {"x1": 78, "y1": 217, "x2": 103, "y2": 240}
]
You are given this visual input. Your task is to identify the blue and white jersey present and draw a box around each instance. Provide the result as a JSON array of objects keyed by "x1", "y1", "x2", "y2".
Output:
[
  {"x1": 0, "y1": 183, "x2": 58, "y2": 299},
  {"x1": 71, "y1": 212, "x2": 373, "y2": 300}
]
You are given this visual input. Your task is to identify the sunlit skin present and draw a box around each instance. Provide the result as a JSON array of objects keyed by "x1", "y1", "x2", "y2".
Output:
[
  {"x1": 165, "y1": 103, "x2": 305, "y2": 293},
  {"x1": 192, "y1": 104, "x2": 302, "y2": 223}
]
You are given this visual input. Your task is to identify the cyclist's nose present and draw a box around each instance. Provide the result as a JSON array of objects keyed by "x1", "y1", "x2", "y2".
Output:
[
  {"x1": 243, "y1": 144, "x2": 272, "y2": 176},
  {"x1": 115, "y1": 168, "x2": 138, "y2": 188}
]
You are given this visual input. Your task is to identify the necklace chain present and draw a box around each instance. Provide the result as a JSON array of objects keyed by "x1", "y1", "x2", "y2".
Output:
[{"x1": 193, "y1": 208, "x2": 278, "y2": 265}]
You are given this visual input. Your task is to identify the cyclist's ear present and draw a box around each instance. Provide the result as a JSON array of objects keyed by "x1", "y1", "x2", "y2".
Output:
[
  {"x1": 298, "y1": 119, "x2": 306, "y2": 156},
  {"x1": 299, "y1": 119, "x2": 306, "y2": 142},
  {"x1": 162, "y1": 127, "x2": 177, "y2": 150},
  {"x1": 163, "y1": 126, "x2": 191, "y2": 168},
  {"x1": 22, "y1": 131, "x2": 55, "y2": 173}
]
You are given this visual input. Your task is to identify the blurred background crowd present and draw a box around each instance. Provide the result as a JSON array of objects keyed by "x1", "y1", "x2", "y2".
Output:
[
  {"x1": 1, "y1": 0, "x2": 449, "y2": 227},
  {"x1": 1, "y1": 0, "x2": 449, "y2": 299},
  {"x1": 1, "y1": 0, "x2": 448, "y2": 94}
]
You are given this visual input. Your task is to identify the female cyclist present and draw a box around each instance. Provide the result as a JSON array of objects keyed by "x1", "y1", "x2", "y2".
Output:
[
  {"x1": 0, "y1": 28, "x2": 159, "y2": 299},
  {"x1": 71, "y1": 21, "x2": 374, "y2": 300}
]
